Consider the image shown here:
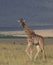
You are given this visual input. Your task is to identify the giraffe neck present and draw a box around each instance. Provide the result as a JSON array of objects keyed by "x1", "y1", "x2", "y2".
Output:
[{"x1": 22, "y1": 24, "x2": 36, "y2": 37}]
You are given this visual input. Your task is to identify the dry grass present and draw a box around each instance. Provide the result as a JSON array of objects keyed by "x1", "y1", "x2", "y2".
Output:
[{"x1": 0, "y1": 38, "x2": 53, "y2": 65}]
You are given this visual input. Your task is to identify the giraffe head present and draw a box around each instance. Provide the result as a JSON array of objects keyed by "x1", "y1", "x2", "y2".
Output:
[
  {"x1": 18, "y1": 18, "x2": 25, "y2": 22},
  {"x1": 17, "y1": 18, "x2": 25, "y2": 27}
]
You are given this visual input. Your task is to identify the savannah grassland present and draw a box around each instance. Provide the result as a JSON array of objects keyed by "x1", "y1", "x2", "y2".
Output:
[{"x1": 0, "y1": 38, "x2": 53, "y2": 65}]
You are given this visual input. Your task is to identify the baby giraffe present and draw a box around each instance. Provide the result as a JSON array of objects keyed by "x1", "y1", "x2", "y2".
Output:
[{"x1": 17, "y1": 18, "x2": 46, "y2": 61}]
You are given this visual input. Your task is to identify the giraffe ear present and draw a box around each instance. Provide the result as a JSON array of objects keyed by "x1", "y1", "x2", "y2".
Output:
[
  {"x1": 16, "y1": 19, "x2": 20, "y2": 23},
  {"x1": 16, "y1": 18, "x2": 25, "y2": 23},
  {"x1": 18, "y1": 20, "x2": 20, "y2": 22}
]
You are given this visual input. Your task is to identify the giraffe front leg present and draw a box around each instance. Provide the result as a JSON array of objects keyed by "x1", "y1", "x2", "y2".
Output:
[
  {"x1": 29, "y1": 48, "x2": 33, "y2": 60},
  {"x1": 25, "y1": 48, "x2": 30, "y2": 59},
  {"x1": 25, "y1": 37, "x2": 33, "y2": 60},
  {"x1": 25, "y1": 45, "x2": 33, "y2": 60},
  {"x1": 34, "y1": 45, "x2": 40, "y2": 61}
]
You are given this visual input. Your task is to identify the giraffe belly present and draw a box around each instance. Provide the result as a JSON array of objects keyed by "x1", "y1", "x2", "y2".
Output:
[
  {"x1": 34, "y1": 39, "x2": 38, "y2": 43},
  {"x1": 33, "y1": 42, "x2": 39, "y2": 46},
  {"x1": 33, "y1": 38, "x2": 39, "y2": 45}
]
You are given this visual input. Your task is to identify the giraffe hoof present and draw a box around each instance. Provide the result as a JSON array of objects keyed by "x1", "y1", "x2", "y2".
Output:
[
  {"x1": 34, "y1": 59, "x2": 36, "y2": 62},
  {"x1": 42, "y1": 58, "x2": 46, "y2": 62}
]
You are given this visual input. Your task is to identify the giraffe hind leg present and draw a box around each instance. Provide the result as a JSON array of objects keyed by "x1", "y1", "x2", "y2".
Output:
[
  {"x1": 41, "y1": 48, "x2": 46, "y2": 61},
  {"x1": 39, "y1": 41, "x2": 46, "y2": 61}
]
